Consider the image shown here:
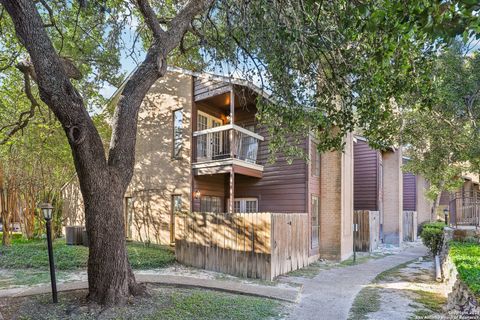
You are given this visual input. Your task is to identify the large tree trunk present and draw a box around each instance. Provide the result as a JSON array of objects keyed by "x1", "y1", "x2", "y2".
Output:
[
  {"x1": 83, "y1": 183, "x2": 142, "y2": 305},
  {"x1": 1, "y1": 0, "x2": 212, "y2": 305}
]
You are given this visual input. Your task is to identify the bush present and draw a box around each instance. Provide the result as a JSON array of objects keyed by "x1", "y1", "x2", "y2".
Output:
[
  {"x1": 421, "y1": 226, "x2": 444, "y2": 256},
  {"x1": 418, "y1": 221, "x2": 445, "y2": 235},
  {"x1": 0, "y1": 232, "x2": 23, "y2": 243}
]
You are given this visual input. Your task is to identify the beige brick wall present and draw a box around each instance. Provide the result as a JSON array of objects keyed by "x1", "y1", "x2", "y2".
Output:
[
  {"x1": 126, "y1": 71, "x2": 193, "y2": 245},
  {"x1": 416, "y1": 175, "x2": 432, "y2": 225},
  {"x1": 382, "y1": 149, "x2": 403, "y2": 245},
  {"x1": 319, "y1": 133, "x2": 354, "y2": 261},
  {"x1": 62, "y1": 71, "x2": 193, "y2": 245},
  {"x1": 61, "y1": 176, "x2": 85, "y2": 227}
]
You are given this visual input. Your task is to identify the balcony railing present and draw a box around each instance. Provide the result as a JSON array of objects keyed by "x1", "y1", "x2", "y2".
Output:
[
  {"x1": 449, "y1": 191, "x2": 480, "y2": 227},
  {"x1": 193, "y1": 124, "x2": 264, "y2": 164}
]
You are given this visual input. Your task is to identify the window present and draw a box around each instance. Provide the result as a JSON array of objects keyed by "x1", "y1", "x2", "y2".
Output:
[
  {"x1": 196, "y1": 111, "x2": 223, "y2": 161},
  {"x1": 171, "y1": 195, "x2": 182, "y2": 243},
  {"x1": 200, "y1": 196, "x2": 222, "y2": 213},
  {"x1": 172, "y1": 195, "x2": 182, "y2": 213},
  {"x1": 312, "y1": 142, "x2": 321, "y2": 176},
  {"x1": 173, "y1": 109, "x2": 183, "y2": 158},
  {"x1": 311, "y1": 195, "x2": 320, "y2": 248},
  {"x1": 231, "y1": 198, "x2": 258, "y2": 213},
  {"x1": 124, "y1": 197, "x2": 134, "y2": 239}
]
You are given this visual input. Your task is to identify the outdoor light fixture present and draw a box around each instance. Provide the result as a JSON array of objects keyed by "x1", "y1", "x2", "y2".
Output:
[
  {"x1": 38, "y1": 202, "x2": 58, "y2": 303},
  {"x1": 444, "y1": 208, "x2": 449, "y2": 226},
  {"x1": 226, "y1": 115, "x2": 231, "y2": 123},
  {"x1": 194, "y1": 190, "x2": 201, "y2": 199},
  {"x1": 39, "y1": 202, "x2": 53, "y2": 220}
]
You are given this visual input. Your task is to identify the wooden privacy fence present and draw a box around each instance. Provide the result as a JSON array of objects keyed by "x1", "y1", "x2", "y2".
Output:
[
  {"x1": 403, "y1": 211, "x2": 418, "y2": 242},
  {"x1": 175, "y1": 212, "x2": 309, "y2": 280},
  {"x1": 354, "y1": 210, "x2": 380, "y2": 252}
]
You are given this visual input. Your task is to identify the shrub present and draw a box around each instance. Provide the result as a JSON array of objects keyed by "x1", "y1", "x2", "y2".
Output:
[
  {"x1": 0, "y1": 232, "x2": 23, "y2": 243},
  {"x1": 418, "y1": 221, "x2": 445, "y2": 239},
  {"x1": 421, "y1": 226, "x2": 444, "y2": 256}
]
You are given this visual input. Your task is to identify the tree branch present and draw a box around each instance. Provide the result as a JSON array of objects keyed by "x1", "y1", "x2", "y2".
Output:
[
  {"x1": 0, "y1": 67, "x2": 37, "y2": 145},
  {"x1": 107, "y1": 0, "x2": 213, "y2": 186},
  {"x1": 0, "y1": 0, "x2": 108, "y2": 187},
  {"x1": 165, "y1": 0, "x2": 213, "y2": 51},
  {"x1": 135, "y1": 0, "x2": 166, "y2": 40}
]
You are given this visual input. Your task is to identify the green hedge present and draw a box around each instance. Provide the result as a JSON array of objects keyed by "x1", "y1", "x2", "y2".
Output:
[
  {"x1": 420, "y1": 223, "x2": 445, "y2": 255},
  {"x1": 449, "y1": 241, "x2": 480, "y2": 297},
  {"x1": 0, "y1": 232, "x2": 23, "y2": 242}
]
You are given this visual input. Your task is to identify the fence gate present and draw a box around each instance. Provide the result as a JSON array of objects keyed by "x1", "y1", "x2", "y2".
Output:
[
  {"x1": 354, "y1": 210, "x2": 380, "y2": 252},
  {"x1": 403, "y1": 211, "x2": 418, "y2": 242}
]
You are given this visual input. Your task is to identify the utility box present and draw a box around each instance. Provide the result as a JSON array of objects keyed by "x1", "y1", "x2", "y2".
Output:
[{"x1": 65, "y1": 226, "x2": 84, "y2": 245}]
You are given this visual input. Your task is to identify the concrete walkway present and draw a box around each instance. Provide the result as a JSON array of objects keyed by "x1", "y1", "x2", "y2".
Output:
[
  {"x1": 0, "y1": 274, "x2": 300, "y2": 302},
  {"x1": 286, "y1": 244, "x2": 428, "y2": 320}
]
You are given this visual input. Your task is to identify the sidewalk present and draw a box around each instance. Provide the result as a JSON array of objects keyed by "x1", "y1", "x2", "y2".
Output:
[
  {"x1": 0, "y1": 274, "x2": 300, "y2": 303},
  {"x1": 286, "y1": 243, "x2": 428, "y2": 320}
]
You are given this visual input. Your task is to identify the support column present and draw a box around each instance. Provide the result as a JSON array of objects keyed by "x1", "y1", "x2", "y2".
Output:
[
  {"x1": 382, "y1": 149, "x2": 403, "y2": 245},
  {"x1": 229, "y1": 168, "x2": 235, "y2": 214},
  {"x1": 416, "y1": 175, "x2": 432, "y2": 225},
  {"x1": 229, "y1": 88, "x2": 235, "y2": 214},
  {"x1": 319, "y1": 133, "x2": 354, "y2": 261}
]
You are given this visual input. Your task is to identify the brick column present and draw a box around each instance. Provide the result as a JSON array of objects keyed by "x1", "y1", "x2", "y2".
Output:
[
  {"x1": 416, "y1": 175, "x2": 432, "y2": 225},
  {"x1": 382, "y1": 149, "x2": 403, "y2": 245},
  {"x1": 319, "y1": 133, "x2": 354, "y2": 260}
]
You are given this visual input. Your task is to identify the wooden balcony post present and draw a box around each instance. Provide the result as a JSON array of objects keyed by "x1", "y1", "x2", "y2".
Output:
[
  {"x1": 229, "y1": 89, "x2": 235, "y2": 214},
  {"x1": 229, "y1": 167, "x2": 235, "y2": 214},
  {"x1": 230, "y1": 89, "x2": 235, "y2": 159}
]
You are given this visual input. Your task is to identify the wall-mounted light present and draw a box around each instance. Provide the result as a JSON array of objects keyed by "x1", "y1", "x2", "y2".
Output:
[{"x1": 194, "y1": 190, "x2": 201, "y2": 199}]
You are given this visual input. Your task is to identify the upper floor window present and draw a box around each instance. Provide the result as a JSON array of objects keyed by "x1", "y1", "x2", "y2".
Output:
[
  {"x1": 312, "y1": 142, "x2": 321, "y2": 177},
  {"x1": 173, "y1": 109, "x2": 183, "y2": 158}
]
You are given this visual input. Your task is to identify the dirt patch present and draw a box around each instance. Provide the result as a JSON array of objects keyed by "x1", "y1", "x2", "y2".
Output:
[{"x1": 348, "y1": 256, "x2": 447, "y2": 320}]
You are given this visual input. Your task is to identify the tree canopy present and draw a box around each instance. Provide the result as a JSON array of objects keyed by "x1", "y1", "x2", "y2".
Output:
[
  {"x1": 0, "y1": 0, "x2": 479, "y2": 305},
  {"x1": 403, "y1": 42, "x2": 480, "y2": 201}
]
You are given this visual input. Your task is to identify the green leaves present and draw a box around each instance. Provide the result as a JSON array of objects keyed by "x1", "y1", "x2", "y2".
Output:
[
  {"x1": 199, "y1": 0, "x2": 477, "y2": 158},
  {"x1": 403, "y1": 42, "x2": 480, "y2": 199}
]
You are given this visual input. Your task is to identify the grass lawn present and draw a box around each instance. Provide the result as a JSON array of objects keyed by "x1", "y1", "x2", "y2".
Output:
[
  {"x1": 449, "y1": 241, "x2": 480, "y2": 297},
  {"x1": 0, "y1": 236, "x2": 175, "y2": 270},
  {"x1": 0, "y1": 285, "x2": 286, "y2": 320}
]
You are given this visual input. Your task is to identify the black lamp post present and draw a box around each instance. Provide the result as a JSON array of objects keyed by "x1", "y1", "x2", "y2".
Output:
[
  {"x1": 39, "y1": 202, "x2": 58, "y2": 303},
  {"x1": 444, "y1": 208, "x2": 449, "y2": 226}
]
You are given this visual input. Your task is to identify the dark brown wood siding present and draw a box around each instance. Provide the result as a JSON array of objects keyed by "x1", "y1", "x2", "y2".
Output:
[
  {"x1": 192, "y1": 174, "x2": 226, "y2": 212},
  {"x1": 234, "y1": 115, "x2": 308, "y2": 213},
  {"x1": 192, "y1": 90, "x2": 308, "y2": 214},
  {"x1": 402, "y1": 158, "x2": 417, "y2": 211},
  {"x1": 354, "y1": 139, "x2": 379, "y2": 211}
]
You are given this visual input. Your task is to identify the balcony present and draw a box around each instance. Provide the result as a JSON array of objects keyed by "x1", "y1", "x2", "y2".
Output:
[{"x1": 192, "y1": 124, "x2": 264, "y2": 177}]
